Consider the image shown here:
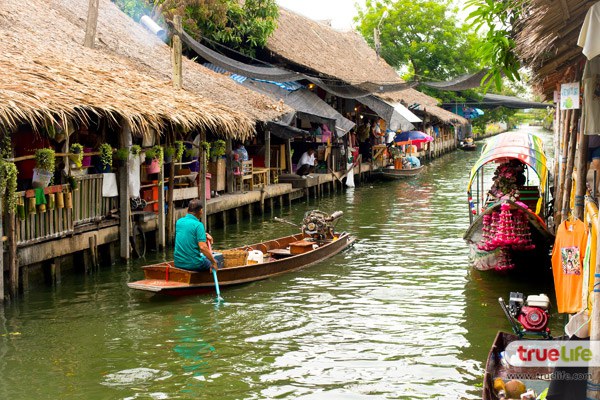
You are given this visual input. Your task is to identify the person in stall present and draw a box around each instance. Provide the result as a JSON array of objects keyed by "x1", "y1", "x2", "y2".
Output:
[
  {"x1": 233, "y1": 142, "x2": 249, "y2": 161},
  {"x1": 174, "y1": 199, "x2": 218, "y2": 273},
  {"x1": 296, "y1": 147, "x2": 317, "y2": 178}
]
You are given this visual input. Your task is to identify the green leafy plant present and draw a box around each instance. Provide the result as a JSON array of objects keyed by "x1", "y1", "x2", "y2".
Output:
[
  {"x1": 210, "y1": 139, "x2": 226, "y2": 158},
  {"x1": 130, "y1": 145, "x2": 142, "y2": 157},
  {"x1": 115, "y1": 148, "x2": 129, "y2": 161},
  {"x1": 99, "y1": 143, "x2": 113, "y2": 171},
  {"x1": 174, "y1": 141, "x2": 184, "y2": 161},
  {"x1": 146, "y1": 145, "x2": 164, "y2": 165},
  {"x1": 68, "y1": 175, "x2": 78, "y2": 190},
  {"x1": 70, "y1": 143, "x2": 84, "y2": 168},
  {"x1": 164, "y1": 146, "x2": 176, "y2": 160},
  {"x1": 35, "y1": 148, "x2": 55, "y2": 172},
  {"x1": 0, "y1": 160, "x2": 18, "y2": 213},
  {"x1": 200, "y1": 141, "x2": 211, "y2": 154}
]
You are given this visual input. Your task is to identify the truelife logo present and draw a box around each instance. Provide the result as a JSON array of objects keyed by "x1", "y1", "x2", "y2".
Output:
[{"x1": 504, "y1": 341, "x2": 599, "y2": 367}]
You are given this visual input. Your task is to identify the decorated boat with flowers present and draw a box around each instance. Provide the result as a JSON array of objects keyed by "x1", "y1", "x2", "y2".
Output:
[{"x1": 463, "y1": 132, "x2": 554, "y2": 272}]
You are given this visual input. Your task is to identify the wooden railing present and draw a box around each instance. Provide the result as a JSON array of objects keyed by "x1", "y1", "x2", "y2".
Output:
[{"x1": 12, "y1": 174, "x2": 117, "y2": 246}]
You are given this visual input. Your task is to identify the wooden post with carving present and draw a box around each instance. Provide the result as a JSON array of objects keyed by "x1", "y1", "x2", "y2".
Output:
[{"x1": 84, "y1": 0, "x2": 100, "y2": 49}]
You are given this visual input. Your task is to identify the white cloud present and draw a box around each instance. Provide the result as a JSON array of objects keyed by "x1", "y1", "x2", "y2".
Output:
[{"x1": 276, "y1": 0, "x2": 365, "y2": 30}]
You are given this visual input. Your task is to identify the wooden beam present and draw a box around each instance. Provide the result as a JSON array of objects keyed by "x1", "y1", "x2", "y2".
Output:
[
  {"x1": 226, "y1": 139, "x2": 234, "y2": 193},
  {"x1": 172, "y1": 16, "x2": 183, "y2": 90},
  {"x1": 200, "y1": 132, "x2": 207, "y2": 225},
  {"x1": 84, "y1": 0, "x2": 100, "y2": 49},
  {"x1": 166, "y1": 131, "x2": 176, "y2": 243},
  {"x1": 7, "y1": 212, "x2": 17, "y2": 298}
]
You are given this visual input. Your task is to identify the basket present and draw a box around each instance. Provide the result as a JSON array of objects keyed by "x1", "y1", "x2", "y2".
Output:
[{"x1": 219, "y1": 249, "x2": 248, "y2": 268}]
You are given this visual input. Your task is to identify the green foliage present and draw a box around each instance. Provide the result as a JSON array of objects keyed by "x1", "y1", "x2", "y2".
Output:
[
  {"x1": 35, "y1": 148, "x2": 56, "y2": 172},
  {"x1": 115, "y1": 147, "x2": 130, "y2": 161},
  {"x1": 70, "y1": 143, "x2": 84, "y2": 168},
  {"x1": 111, "y1": 0, "x2": 154, "y2": 21},
  {"x1": 99, "y1": 143, "x2": 113, "y2": 170},
  {"x1": 0, "y1": 161, "x2": 18, "y2": 213},
  {"x1": 356, "y1": 0, "x2": 483, "y2": 81},
  {"x1": 146, "y1": 145, "x2": 164, "y2": 165},
  {"x1": 465, "y1": 0, "x2": 525, "y2": 91},
  {"x1": 200, "y1": 141, "x2": 210, "y2": 154},
  {"x1": 164, "y1": 146, "x2": 176, "y2": 158},
  {"x1": 130, "y1": 145, "x2": 142, "y2": 157},
  {"x1": 210, "y1": 139, "x2": 226, "y2": 158},
  {"x1": 174, "y1": 141, "x2": 184, "y2": 161},
  {"x1": 114, "y1": 0, "x2": 279, "y2": 57},
  {"x1": 0, "y1": 131, "x2": 12, "y2": 159}
]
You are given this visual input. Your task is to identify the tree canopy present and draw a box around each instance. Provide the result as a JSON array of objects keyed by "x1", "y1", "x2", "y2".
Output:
[
  {"x1": 112, "y1": 0, "x2": 279, "y2": 57},
  {"x1": 355, "y1": 0, "x2": 483, "y2": 82}
]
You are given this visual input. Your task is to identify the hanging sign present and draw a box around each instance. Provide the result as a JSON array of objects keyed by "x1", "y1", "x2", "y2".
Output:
[{"x1": 560, "y1": 82, "x2": 580, "y2": 109}]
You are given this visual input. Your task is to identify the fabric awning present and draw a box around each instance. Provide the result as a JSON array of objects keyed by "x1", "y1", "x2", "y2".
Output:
[
  {"x1": 361, "y1": 96, "x2": 421, "y2": 131},
  {"x1": 443, "y1": 94, "x2": 552, "y2": 110},
  {"x1": 267, "y1": 121, "x2": 309, "y2": 139},
  {"x1": 241, "y1": 80, "x2": 355, "y2": 137}
]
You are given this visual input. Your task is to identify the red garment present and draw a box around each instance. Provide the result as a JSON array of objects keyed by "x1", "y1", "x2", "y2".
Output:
[
  {"x1": 551, "y1": 220, "x2": 588, "y2": 313},
  {"x1": 13, "y1": 128, "x2": 50, "y2": 180}
]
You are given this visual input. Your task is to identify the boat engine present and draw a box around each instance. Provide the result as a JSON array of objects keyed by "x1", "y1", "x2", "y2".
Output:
[
  {"x1": 301, "y1": 210, "x2": 343, "y2": 240},
  {"x1": 499, "y1": 292, "x2": 551, "y2": 338}
]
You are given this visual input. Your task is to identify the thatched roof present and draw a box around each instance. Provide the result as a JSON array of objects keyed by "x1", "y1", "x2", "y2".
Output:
[
  {"x1": 0, "y1": 0, "x2": 270, "y2": 139},
  {"x1": 514, "y1": 0, "x2": 595, "y2": 99},
  {"x1": 50, "y1": 0, "x2": 289, "y2": 126},
  {"x1": 266, "y1": 8, "x2": 405, "y2": 86},
  {"x1": 377, "y1": 89, "x2": 468, "y2": 126}
]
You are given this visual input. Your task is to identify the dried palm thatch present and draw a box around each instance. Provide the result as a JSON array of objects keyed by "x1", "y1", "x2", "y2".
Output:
[
  {"x1": 378, "y1": 89, "x2": 468, "y2": 126},
  {"x1": 514, "y1": 0, "x2": 595, "y2": 98},
  {"x1": 266, "y1": 8, "x2": 404, "y2": 86},
  {"x1": 49, "y1": 0, "x2": 290, "y2": 126}
]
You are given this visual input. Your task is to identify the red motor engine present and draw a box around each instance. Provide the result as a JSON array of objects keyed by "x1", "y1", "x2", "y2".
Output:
[{"x1": 506, "y1": 292, "x2": 551, "y2": 335}]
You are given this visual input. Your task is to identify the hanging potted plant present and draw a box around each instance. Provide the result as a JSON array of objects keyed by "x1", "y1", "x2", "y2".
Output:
[
  {"x1": 164, "y1": 146, "x2": 175, "y2": 164},
  {"x1": 145, "y1": 145, "x2": 163, "y2": 174},
  {"x1": 115, "y1": 147, "x2": 129, "y2": 163},
  {"x1": 33, "y1": 148, "x2": 55, "y2": 188},
  {"x1": 69, "y1": 143, "x2": 84, "y2": 168},
  {"x1": 99, "y1": 143, "x2": 113, "y2": 173},
  {"x1": 210, "y1": 139, "x2": 226, "y2": 162},
  {"x1": 130, "y1": 145, "x2": 141, "y2": 160},
  {"x1": 174, "y1": 141, "x2": 184, "y2": 162}
]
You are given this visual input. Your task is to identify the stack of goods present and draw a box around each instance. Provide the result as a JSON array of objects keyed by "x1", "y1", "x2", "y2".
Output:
[{"x1": 478, "y1": 203, "x2": 534, "y2": 271}]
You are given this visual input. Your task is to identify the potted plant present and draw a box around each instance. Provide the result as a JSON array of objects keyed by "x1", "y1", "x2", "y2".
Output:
[
  {"x1": 164, "y1": 146, "x2": 175, "y2": 164},
  {"x1": 174, "y1": 141, "x2": 184, "y2": 162},
  {"x1": 69, "y1": 143, "x2": 84, "y2": 169},
  {"x1": 145, "y1": 145, "x2": 163, "y2": 174},
  {"x1": 210, "y1": 139, "x2": 226, "y2": 162},
  {"x1": 33, "y1": 148, "x2": 55, "y2": 188},
  {"x1": 115, "y1": 147, "x2": 129, "y2": 162},
  {"x1": 99, "y1": 143, "x2": 113, "y2": 173}
]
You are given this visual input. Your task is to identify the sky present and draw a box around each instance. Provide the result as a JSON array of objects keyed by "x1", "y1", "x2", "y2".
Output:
[{"x1": 276, "y1": 0, "x2": 471, "y2": 30}]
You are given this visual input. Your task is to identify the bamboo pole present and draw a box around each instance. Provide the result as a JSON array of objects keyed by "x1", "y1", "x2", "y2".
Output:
[
  {"x1": 588, "y1": 208, "x2": 600, "y2": 399},
  {"x1": 574, "y1": 119, "x2": 589, "y2": 220},
  {"x1": 561, "y1": 109, "x2": 580, "y2": 221},
  {"x1": 7, "y1": 212, "x2": 16, "y2": 298},
  {"x1": 265, "y1": 129, "x2": 271, "y2": 185},
  {"x1": 84, "y1": 0, "x2": 100, "y2": 48},
  {"x1": 555, "y1": 109, "x2": 573, "y2": 226},
  {"x1": 226, "y1": 139, "x2": 234, "y2": 193},
  {"x1": 166, "y1": 131, "x2": 175, "y2": 243},
  {"x1": 200, "y1": 132, "x2": 207, "y2": 225}
]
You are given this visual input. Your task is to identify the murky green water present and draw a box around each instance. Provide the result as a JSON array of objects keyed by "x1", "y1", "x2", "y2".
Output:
[{"x1": 0, "y1": 127, "x2": 559, "y2": 399}]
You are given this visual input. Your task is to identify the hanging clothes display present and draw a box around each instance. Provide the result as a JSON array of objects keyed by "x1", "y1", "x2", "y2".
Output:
[{"x1": 551, "y1": 219, "x2": 589, "y2": 313}]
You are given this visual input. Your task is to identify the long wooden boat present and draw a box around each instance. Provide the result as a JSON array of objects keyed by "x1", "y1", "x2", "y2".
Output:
[
  {"x1": 459, "y1": 143, "x2": 477, "y2": 151},
  {"x1": 465, "y1": 132, "x2": 554, "y2": 272},
  {"x1": 374, "y1": 165, "x2": 424, "y2": 180},
  {"x1": 483, "y1": 332, "x2": 554, "y2": 400},
  {"x1": 128, "y1": 232, "x2": 356, "y2": 295}
]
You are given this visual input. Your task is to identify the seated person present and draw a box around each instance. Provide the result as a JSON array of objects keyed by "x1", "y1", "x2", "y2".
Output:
[
  {"x1": 406, "y1": 155, "x2": 421, "y2": 168},
  {"x1": 233, "y1": 143, "x2": 249, "y2": 161},
  {"x1": 296, "y1": 148, "x2": 316, "y2": 177},
  {"x1": 174, "y1": 199, "x2": 217, "y2": 272}
]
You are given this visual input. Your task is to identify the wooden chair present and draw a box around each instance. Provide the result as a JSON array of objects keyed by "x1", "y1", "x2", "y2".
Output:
[{"x1": 236, "y1": 159, "x2": 254, "y2": 191}]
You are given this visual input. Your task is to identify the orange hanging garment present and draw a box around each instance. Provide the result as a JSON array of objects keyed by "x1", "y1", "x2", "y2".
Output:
[{"x1": 551, "y1": 219, "x2": 589, "y2": 313}]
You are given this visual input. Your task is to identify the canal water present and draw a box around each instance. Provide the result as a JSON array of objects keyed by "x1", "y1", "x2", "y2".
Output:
[{"x1": 0, "y1": 127, "x2": 558, "y2": 399}]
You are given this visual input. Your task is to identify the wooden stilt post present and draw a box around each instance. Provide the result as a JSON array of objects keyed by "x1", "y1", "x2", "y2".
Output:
[
  {"x1": 171, "y1": 16, "x2": 183, "y2": 90},
  {"x1": 265, "y1": 129, "x2": 271, "y2": 185},
  {"x1": 7, "y1": 212, "x2": 17, "y2": 297},
  {"x1": 561, "y1": 109, "x2": 580, "y2": 222},
  {"x1": 157, "y1": 152, "x2": 166, "y2": 249},
  {"x1": 119, "y1": 119, "x2": 132, "y2": 260},
  {"x1": 286, "y1": 139, "x2": 293, "y2": 174},
  {"x1": 84, "y1": 0, "x2": 100, "y2": 49},
  {"x1": 166, "y1": 131, "x2": 176, "y2": 243},
  {"x1": 200, "y1": 132, "x2": 207, "y2": 225},
  {"x1": 226, "y1": 139, "x2": 234, "y2": 193}
]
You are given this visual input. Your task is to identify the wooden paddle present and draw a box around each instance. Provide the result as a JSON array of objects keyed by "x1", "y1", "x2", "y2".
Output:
[{"x1": 207, "y1": 241, "x2": 223, "y2": 302}]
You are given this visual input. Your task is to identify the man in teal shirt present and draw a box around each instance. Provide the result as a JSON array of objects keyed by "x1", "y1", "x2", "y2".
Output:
[{"x1": 174, "y1": 199, "x2": 217, "y2": 272}]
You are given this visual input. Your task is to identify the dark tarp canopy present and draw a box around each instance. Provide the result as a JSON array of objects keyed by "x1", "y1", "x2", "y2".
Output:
[
  {"x1": 442, "y1": 93, "x2": 552, "y2": 110},
  {"x1": 267, "y1": 121, "x2": 309, "y2": 139},
  {"x1": 420, "y1": 70, "x2": 489, "y2": 91},
  {"x1": 360, "y1": 95, "x2": 421, "y2": 132},
  {"x1": 179, "y1": 29, "x2": 416, "y2": 98}
]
